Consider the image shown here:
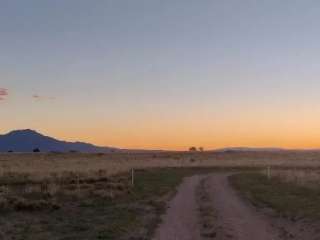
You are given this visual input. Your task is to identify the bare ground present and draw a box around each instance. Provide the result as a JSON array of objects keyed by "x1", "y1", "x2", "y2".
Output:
[
  {"x1": 153, "y1": 173, "x2": 320, "y2": 240},
  {"x1": 153, "y1": 175, "x2": 203, "y2": 240},
  {"x1": 206, "y1": 174, "x2": 278, "y2": 240}
]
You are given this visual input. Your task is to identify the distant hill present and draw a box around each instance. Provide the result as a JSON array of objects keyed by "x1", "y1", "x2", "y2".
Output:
[
  {"x1": 0, "y1": 129, "x2": 118, "y2": 153},
  {"x1": 214, "y1": 147, "x2": 286, "y2": 152}
]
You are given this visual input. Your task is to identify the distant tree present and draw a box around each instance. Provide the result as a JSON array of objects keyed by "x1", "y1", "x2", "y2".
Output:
[
  {"x1": 199, "y1": 147, "x2": 204, "y2": 152},
  {"x1": 33, "y1": 148, "x2": 40, "y2": 153},
  {"x1": 189, "y1": 147, "x2": 197, "y2": 152},
  {"x1": 69, "y1": 150, "x2": 78, "y2": 153},
  {"x1": 8, "y1": 150, "x2": 13, "y2": 153}
]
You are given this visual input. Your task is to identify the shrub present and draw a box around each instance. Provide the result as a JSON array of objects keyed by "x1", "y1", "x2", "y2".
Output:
[{"x1": 33, "y1": 148, "x2": 40, "y2": 153}]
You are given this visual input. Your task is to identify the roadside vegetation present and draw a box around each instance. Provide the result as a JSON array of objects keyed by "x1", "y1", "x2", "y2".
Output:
[
  {"x1": 2, "y1": 151, "x2": 320, "y2": 239},
  {"x1": 230, "y1": 172, "x2": 320, "y2": 219},
  {"x1": 2, "y1": 151, "x2": 320, "y2": 183},
  {"x1": 0, "y1": 168, "x2": 214, "y2": 240},
  {"x1": 196, "y1": 177, "x2": 217, "y2": 239}
]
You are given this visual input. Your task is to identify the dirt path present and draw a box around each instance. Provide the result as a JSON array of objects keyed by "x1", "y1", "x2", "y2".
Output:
[
  {"x1": 206, "y1": 174, "x2": 279, "y2": 240},
  {"x1": 153, "y1": 173, "x2": 320, "y2": 240},
  {"x1": 152, "y1": 175, "x2": 203, "y2": 240},
  {"x1": 153, "y1": 173, "x2": 279, "y2": 240}
]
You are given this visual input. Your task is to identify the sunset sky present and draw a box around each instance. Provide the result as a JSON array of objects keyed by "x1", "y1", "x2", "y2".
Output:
[{"x1": 1, "y1": 1, "x2": 320, "y2": 150}]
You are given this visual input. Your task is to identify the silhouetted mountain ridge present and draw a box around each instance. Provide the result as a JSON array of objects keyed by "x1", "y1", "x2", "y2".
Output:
[{"x1": 0, "y1": 129, "x2": 117, "y2": 153}]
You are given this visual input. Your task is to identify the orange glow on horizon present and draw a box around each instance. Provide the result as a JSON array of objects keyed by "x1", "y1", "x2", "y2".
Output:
[
  {"x1": 2, "y1": 96, "x2": 320, "y2": 151},
  {"x1": 49, "y1": 121, "x2": 320, "y2": 151}
]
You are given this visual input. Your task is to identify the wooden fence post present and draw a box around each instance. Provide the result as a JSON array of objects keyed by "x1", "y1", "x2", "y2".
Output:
[
  {"x1": 267, "y1": 166, "x2": 271, "y2": 179},
  {"x1": 76, "y1": 173, "x2": 80, "y2": 196},
  {"x1": 131, "y1": 168, "x2": 135, "y2": 186}
]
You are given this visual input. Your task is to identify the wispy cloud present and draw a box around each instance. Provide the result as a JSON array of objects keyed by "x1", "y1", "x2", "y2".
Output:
[
  {"x1": 0, "y1": 88, "x2": 8, "y2": 101},
  {"x1": 32, "y1": 94, "x2": 55, "y2": 101}
]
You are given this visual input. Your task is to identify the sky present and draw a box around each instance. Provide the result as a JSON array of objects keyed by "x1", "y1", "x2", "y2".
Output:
[{"x1": 1, "y1": 0, "x2": 320, "y2": 150}]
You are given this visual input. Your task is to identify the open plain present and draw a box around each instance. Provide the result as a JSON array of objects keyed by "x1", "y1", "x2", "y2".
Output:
[{"x1": 1, "y1": 151, "x2": 320, "y2": 239}]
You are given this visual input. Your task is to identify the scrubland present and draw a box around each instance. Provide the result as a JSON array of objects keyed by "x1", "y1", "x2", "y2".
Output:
[
  {"x1": 2, "y1": 150, "x2": 320, "y2": 178},
  {"x1": 1, "y1": 150, "x2": 320, "y2": 208},
  {"x1": 1, "y1": 151, "x2": 320, "y2": 239}
]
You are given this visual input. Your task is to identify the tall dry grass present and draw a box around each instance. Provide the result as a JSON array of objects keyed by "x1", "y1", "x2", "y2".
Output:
[
  {"x1": 264, "y1": 168, "x2": 320, "y2": 189},
  {"x1": 1, "y1": 151, "x2": 320, "y2": 210},
  {"x1": 1, "y1": 150, "x2": 320, "y2": 183}
]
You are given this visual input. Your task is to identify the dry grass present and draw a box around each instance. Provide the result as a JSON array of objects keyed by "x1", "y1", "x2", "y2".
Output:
[
  {"x1": 1, "y1": 151, "x2": 320, "y2": 212},
  {"x1": 230, "y1": 172, "x2": 320, "y2": 219},
  {"x1": 1, "y1": 150, "x2": 320, "y2": 180},
  {"x1": 197, "y1": 177, "x2": 217, "y2": 239},
  {"x1": 262, "y1": 168, "x2": 320, "y2": 189},
  {"x1": 1, "y1": 151, "x2": 320, "y2": 239},
  {"x1": 0, "y1": 168, "x2": 213, "y2": 240},
  {"x1": 0, "y1": 151, "x2": 319, "y2": 215},
  {"x1": 1, "y1": 150, "x2": 320, "y2": 201}
]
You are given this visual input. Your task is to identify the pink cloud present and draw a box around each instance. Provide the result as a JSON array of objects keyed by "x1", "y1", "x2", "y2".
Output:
[{"x1": 0, "y1": 88, "x2": 8, "y2": 101}]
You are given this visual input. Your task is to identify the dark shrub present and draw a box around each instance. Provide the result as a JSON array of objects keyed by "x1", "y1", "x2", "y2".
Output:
[{"x1": 33, "y1": 148, "x2": 40, "y2": 153}]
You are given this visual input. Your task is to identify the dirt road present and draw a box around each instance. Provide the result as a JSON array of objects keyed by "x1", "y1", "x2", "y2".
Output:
[
  {"x1": 206, "y1": 174, "x2": 278, "y2": 240},
  {"x1": 153, "y1": 173, "x2": 320, "y2": 240},
  {"x1": 153, "y1": 175, "x2": 203, "y2": 240}
]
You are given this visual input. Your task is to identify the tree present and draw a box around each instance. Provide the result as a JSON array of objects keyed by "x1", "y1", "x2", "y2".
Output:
[
  {"x1": 199, "y1": 147, "x2": 204, "y2": 152},
  {"x1": 189, "y1": 146, "x2": 197, "y2": 152}
]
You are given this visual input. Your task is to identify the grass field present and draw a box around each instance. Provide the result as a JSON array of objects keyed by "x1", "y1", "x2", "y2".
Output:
[
  {"x1": 0, "y1": 168, "x2": 218, "y2": 240},
  {"x1": 1, "y1": 150, "x2": 320, "y2": 179},
  {"x1": 230, "y1": 172, "x2": 320, "y2": 219},
  {"x1": 1, "y1": 151, "x2": 320, "y2": 239}
]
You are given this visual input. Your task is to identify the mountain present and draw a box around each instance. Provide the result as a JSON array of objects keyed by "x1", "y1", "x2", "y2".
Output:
[{"x1": 0, "y1": 129, "x2": 118, "y2": 153}]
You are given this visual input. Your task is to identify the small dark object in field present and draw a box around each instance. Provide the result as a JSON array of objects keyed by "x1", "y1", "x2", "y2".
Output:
[{"x1": 33, "y1": 148, "x2": 40, "y2": 153}]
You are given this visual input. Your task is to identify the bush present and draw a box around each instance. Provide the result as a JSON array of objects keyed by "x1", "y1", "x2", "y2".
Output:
[{"x1": 33, "y1": 148, "x2": 40, "y2": 153}]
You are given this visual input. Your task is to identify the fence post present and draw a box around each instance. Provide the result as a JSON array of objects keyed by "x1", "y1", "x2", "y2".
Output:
[
  {"x1": 131, "y1": 168, "x2": 135, "y2": 186},
  {"x1": 267, "y1": 166, "x2": 271, "y2": 179},
  {"x1": 76, "y1": 173, "x2": 80, "y2": 196}
]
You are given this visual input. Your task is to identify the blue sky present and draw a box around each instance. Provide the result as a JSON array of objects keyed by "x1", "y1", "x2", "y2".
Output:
[{"x1": 1, "y1": 1, "x2": 320, "y2": 149}]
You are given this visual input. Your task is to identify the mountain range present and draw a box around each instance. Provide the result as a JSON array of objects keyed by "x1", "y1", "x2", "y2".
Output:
[
  {"x1": 0, "y1": 129, "x2": 118, "y2": 153},
  {"x1": 0, "y1": 129, "x2": 310, "y2": 153}
]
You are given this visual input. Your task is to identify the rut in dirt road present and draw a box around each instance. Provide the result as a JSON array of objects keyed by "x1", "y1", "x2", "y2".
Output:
[
  {"x1": 206, "y1": 174, "x2": 279, "y2": 240},
  {"x1": 153, "y1": 173, "x2": 283, "y2": 240},
  {"x1": 153, "y1": 175, "x2": 203, "y2": 240}
]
